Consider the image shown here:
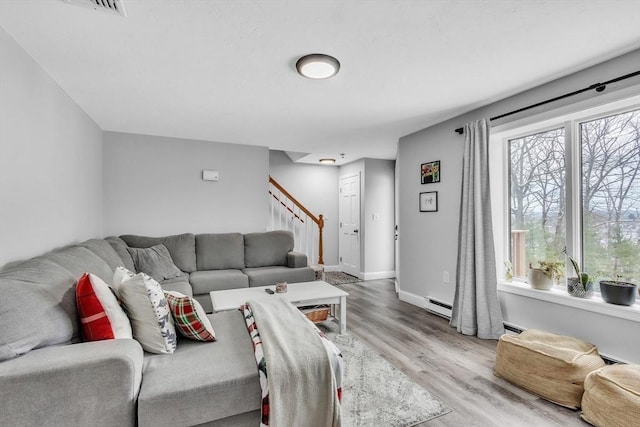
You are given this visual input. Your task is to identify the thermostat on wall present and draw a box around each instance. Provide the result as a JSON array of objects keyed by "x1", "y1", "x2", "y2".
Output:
[{"x1": 202, "y1": 170, "x2": 219, "y2": 181}]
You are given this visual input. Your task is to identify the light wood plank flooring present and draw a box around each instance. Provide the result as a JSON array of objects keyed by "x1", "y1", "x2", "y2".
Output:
[{"x1": 337, "y1": 279, "x2": 588, "y2": 427}]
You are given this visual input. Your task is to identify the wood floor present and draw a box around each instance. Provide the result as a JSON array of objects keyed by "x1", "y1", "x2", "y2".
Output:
[{"x1": 338, "y1": 279, "x2": 588, "y2": 427}]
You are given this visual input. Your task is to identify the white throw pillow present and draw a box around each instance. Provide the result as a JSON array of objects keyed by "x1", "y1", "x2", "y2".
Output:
[
  {"x1": 113, "y1": 266, "x2": 136, "y2": 294},
  {"x1": 115, "y1": 267, "x2": 177, "y2": 354}
]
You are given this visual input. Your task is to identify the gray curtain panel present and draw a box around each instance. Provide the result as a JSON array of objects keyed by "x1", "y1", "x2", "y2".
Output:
[{"x1": 450, "y1": 118, "x2": 504, "y2": 339}]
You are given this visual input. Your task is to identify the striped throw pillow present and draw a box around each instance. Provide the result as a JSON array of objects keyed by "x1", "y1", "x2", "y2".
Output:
[
  {"x1": 165, "y1": 291, "x2": 216, "y2": 342},
  {"x1": 76, "y1": 273, "x2": 132, "y2": 341}
]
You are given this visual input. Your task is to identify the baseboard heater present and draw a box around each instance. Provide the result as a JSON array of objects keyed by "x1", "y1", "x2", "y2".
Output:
[
  {"x1": 426, "y1": 298, "x2": 526, "y2": 334},
  {"x1": 425, "y1": 298, "x2": 624, "y2": 364},
  {"x1": 425, "y1": 297, "x2": 452, "y2": 319}
]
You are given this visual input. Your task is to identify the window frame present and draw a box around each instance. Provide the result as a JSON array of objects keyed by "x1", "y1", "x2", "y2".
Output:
[{"x1": 491, "y1": 90, "x2": 640, "y2": 318}]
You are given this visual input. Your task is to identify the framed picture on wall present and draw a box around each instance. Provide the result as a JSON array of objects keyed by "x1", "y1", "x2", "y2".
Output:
[
  {"x1": 421, "y1": 160, "x2": 440, "y2": 184},
  {"x1": 419, "y1": 191, "x2": 438, "y2": 212}
]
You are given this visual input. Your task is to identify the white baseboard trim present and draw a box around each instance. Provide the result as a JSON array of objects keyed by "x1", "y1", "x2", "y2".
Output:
[
  {"x1": 398, "y1": 290, "x2": 426, "y2": 308},
  {"x1": 362, "y1": 270, "x2": 396, "y2": 281},
  {"x1": 322, "y1": 265, "x2": 341, "y2": 272}
]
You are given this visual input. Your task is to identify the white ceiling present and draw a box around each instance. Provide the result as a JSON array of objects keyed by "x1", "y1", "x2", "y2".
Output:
[{"x1": 1, "y1": 0, "x2": 639, "y2": 165}]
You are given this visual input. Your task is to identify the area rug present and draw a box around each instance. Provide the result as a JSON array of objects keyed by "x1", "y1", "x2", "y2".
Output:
[
  {"x1": 325, "y1": 271, "x2": 360, "y2": 285},
  {"x1": 324, "y1": 329, "x2": 452, "y2": 426}
]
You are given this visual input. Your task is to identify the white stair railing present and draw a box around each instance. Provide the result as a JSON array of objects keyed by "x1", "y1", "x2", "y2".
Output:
[{"x1": 268, "y1": 176, "x2": 324, "y2": 265}]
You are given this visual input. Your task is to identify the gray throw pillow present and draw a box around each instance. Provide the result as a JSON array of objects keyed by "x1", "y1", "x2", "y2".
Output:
[{"x1": 127, "y1": 244, "x2": 183, "y2": 282}]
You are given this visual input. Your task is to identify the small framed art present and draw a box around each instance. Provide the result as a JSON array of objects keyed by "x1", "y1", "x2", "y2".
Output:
[
  {"x1": 419, "y1": 191, "x2": 438, "y2": 212},
  {"x1": 421, "y1": 160, "x2": 440, "y2": 184}
]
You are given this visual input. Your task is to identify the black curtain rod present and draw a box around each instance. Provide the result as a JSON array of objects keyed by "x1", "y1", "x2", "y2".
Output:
[{"x1": 454, "y1": 70, "x2": 640, "y2": 134}]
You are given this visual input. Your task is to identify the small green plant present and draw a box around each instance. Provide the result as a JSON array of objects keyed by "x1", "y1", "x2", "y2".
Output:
[
  {"x1": 533, "y1": 260, "x2": 564, "y2": 280},
  {"x1": 564, "y1": 250, "x2": 591, "y2": 291}
]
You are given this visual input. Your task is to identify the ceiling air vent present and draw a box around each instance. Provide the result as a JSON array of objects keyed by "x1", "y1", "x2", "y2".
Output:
[{"x1": 61, "y1": 0, "x2": 127, "y2": 17}]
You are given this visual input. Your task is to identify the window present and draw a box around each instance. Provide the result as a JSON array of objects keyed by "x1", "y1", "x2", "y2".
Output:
[
  {"x1": 509, "y1": 128, "x2": 566, "y2": 277},
  {"x1": 506, "y1": 104, "x2": 640, "y2": 289},
  {"x1": 581, "y1": 110, "x2": 640, "y2": 286}
]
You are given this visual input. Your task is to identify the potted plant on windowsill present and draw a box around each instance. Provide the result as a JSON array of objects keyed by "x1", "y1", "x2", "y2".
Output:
[
  {"x1": 528, "y1": 261, "x2": 563, "y2": 290},
  {"x1": 599, "y1": 276, "x2": 637, "y2": 306},
  {"x1": 566, "y1": 255, "x2": 594, "y2": 299}
]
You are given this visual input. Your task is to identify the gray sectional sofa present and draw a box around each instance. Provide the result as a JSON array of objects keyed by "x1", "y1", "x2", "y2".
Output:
[
  {"x1": 0, "y1": 230, "x2": 315, "y2": 427},
  {"x1": 113, "y1": 230, "x2": 314, "y2": 312}
]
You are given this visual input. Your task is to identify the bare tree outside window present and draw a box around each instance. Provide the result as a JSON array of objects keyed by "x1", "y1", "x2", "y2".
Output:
[
  {"x1": 508, "y1": 108, "x2": 640, "y2": 289},
  {"x1": 581, "y1": 109, "x2": 640, "y2": 286},
  {"x1": 509, "y1": 128, "x2": 566, "y2": 277}
]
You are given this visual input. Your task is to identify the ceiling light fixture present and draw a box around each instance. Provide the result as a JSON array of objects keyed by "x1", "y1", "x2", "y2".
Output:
[
  {"x1": 296, "y1": 54, "x2": 340, "y2": 79},
  {"x1": 319, "y1": 158, "x2": 336, "y2": 164}
]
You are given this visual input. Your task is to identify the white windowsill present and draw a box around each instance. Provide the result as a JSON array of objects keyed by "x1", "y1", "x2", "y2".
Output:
[{"x1": 497, "y1": 281, "x2": 640, "y2": 323}]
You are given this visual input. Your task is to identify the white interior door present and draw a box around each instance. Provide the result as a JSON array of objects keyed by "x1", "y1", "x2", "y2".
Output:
[{"x1": 339, "y1": 174, "x2": 361, "y2": 277}]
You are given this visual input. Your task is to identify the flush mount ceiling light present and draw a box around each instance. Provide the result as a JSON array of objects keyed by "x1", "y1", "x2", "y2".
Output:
[
  {"x1": 319, "y1": 158, "x2": 336, "y2": 164},
  {"x1": 296, "y1": 54, "x2": 340, "y2": 79}
]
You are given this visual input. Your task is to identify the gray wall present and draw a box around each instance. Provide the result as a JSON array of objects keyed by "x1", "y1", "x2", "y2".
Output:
[
  {"x1": 0, "y1": 28, "x2": 103, "y2": 266},
  {"x1": 397, "y1": 49, "x2": 640, "y2": 362},
  {"x1": 339, "y1": 159, "x2": 396, "y2": 278},
  {"x1": 363, "y1": 159, "x2": 395, "y2": 278},
  {"x1": 268, "y1": 150, "x2": 339, "y2": 266},
  {"x1": 103, "y1": 132, "x2": 269, "y2": 236}
]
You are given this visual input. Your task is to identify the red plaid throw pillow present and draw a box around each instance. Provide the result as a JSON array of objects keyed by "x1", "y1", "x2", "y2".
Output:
[
  {"x1": 76, "y1": 273, "x2": 132, "y2": 341},
  {"x1": 164, "y1": 291, "x2": 216, "y2": 342}
]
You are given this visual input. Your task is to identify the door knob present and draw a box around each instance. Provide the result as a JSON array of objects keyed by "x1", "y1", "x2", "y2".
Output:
[{"x1": 354, "y1": 229, "x2": 359, "y2": 233}]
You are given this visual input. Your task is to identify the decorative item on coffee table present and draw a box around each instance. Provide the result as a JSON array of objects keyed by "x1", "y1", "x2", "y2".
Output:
[
  {"x1": 275, "y1": 282, "x2": 288, "y2": 293},
  {"x1": 565, "y1": 253, "x2": 594, "y2": 299}
]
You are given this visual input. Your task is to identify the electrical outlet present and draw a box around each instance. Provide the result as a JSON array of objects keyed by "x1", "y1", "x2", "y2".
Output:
[{"x1": 443, "y1": 271, "x2": 450, "y2": 283}]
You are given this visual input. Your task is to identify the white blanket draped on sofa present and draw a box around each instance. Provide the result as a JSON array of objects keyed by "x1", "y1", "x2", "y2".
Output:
[{"x1": 242, "y1": 298, "x2": 342, "y2": 427}]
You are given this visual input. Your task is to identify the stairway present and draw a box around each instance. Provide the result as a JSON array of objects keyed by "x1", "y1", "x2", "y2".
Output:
[{"x1": 268, "y1": 176, "x2": 324, "y2": 265}]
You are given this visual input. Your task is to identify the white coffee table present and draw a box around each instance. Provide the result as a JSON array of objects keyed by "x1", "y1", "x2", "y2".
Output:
[{"x1": 210, "y1": 281, "x2": 349, "y2": 333}]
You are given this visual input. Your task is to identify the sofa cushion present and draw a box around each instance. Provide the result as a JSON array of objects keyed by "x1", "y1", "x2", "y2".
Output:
[
  {"x1": 45, "y1": 245, "x2": 114, "y2": 284},
  {"x1": 243, "y1": 266, "x2": 315, "y2": 287},
  {"x1": 105, "y1": 236, "x2": 136, "y2": 271},
  {"x1": 115, "y1": 268, "x2": 177, "y2": 355},
  {"x1": 287, "y1": 251, "x2": 308, "y2": 268},
  {"x1": 78, "y1": 239, "x2": 127, "y2": 272},
  {"x1": 76, "y1": 273, "x2": 132, "y2": 341},
  {"x1": 196, "y1": 233, "x2": 245, "y2": 270},
  {"x1": 120, "y1": 233, "x2": 196, "y2": 273},
  {"x1": 160, "y1": 274, "x2": 192, "y2": 296},
  {"x1": 127, "y1": 244, "x2": 183, "y2": 282},
  {"x1": 190, "y1": 269, "x2": 249, "y2": 295},
  {"x1": 165, "y1": 291, "x2": 216, "y2": 342},
  {"x1": 0, "y1": 258, "x2": 78, "y2": 361},
  {"x1": 244, "y1": 230, "x2": 294, "y2": 268},
  {"x1": 138, "y1": 310, "x2": 260, "y2": 427}
]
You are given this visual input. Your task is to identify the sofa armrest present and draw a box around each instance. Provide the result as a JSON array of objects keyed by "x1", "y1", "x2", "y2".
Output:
[
  {"x1": 0, "y1": 339, "x2": 143, "y2": 427},
  {"x1": 287, "y1": 251, "x2": 308, "y2": 268}
]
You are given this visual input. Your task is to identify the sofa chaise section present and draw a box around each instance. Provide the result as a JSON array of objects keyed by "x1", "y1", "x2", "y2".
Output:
[{"x1": 138, "y1": 310, "x2": 261, "y2": 427}]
